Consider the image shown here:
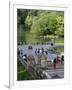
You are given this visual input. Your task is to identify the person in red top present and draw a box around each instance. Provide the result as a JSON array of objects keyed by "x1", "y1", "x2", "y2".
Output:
[{"x1": 56, "y1": 55, "x2": 60, "y2": 64}]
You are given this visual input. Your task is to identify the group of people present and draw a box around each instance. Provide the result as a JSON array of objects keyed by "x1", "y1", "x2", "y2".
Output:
[
  {"x1": 35, "y1": 48, "x2": 48, "y2": 56},
  {"x1": 53, "y1": 55, "x2": 64, "y2": 69}
]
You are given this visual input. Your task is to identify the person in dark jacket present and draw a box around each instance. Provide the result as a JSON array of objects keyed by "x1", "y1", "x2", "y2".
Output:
[
  {"x1": 17, "y1": 49, "x2": 20, "y2": 56},
  {"x1": 53, "y1": 58, "x2": 57, "y2": 69}
]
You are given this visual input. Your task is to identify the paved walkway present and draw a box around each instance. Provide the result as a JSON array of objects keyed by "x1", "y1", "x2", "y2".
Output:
[{"x1": 18, "y1": 44, "x2": 63, "y2": 62}]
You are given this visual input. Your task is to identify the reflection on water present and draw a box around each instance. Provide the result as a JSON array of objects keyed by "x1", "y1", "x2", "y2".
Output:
[{"x1": 18, "y1": 32, "x2": 64, "y2": 45}]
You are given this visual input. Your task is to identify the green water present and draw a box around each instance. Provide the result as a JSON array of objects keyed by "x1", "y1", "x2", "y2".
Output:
[{"x1": 17, "y1": 31, "x2": 64, "y2": 44}]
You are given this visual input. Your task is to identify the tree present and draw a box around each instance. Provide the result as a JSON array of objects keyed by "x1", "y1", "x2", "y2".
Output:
[
  {"x1": 55, "y1": 16, "x2": 64, "y2": 36},
  {"x1": 30, "y1": 12, "x2": 59, "y2": 35}
]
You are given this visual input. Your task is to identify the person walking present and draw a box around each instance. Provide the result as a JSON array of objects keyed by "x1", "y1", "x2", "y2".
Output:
[
  {"x1": 53, "y1": 58, "x2": 56, "y2": 69},
  {"x1": 17, "y1": 49, "x2": 20, "y2": 56},
  {"x1": 57, "y1": 55, "x2": 60, "y2": 64},
  {"x1": 42, "y1": 48, "x2": 44, "y2": 54},
  {"x1": 45, "y1": 50, "x2": 48, "y2": 55},
  {"x1": 35, "y1": 49, "x2": 37, "y2": 56},
  {"x1": 38, "y1": 48, "x2": 40, "y2": 55}
]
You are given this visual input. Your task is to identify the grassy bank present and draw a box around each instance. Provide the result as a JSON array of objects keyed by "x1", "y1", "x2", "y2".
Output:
[
  {"x1": 53, "y1": 46, "x2": 64, "y2": 53},
  {"x1": 17, "y1": 60, "x2": 34, "y2": 80}
]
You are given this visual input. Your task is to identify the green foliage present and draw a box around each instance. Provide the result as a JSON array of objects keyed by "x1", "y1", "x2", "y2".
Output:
[
  {"x1": 17, "y1": 9, "x2": 64, "y2": 44},
  {"x1": 53, "y1": 46, "x2": 64, "y2": 53},
  {"x1": 55, "y1": 16, "x2": 64, "y2": 36},
  {"x1": 17, "y1": 60, "x2": 34, "y2": 80}
]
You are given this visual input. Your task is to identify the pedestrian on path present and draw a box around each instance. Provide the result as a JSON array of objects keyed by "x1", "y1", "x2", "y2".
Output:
[
  {"x1": 57, "y1": 55, "x2": 60, "y2": 64},
  {"x1": 53, "y1": 58, "x2": 56, "y2": 69},
  {"x1": 35, "y1": 49, "x2": 37, "y2": 56},
  {"x1": 17, "y1": 49, "x2": 20, "y2": 56}
]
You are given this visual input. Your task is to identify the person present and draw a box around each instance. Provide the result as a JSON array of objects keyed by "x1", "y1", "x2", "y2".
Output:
[
  {"x1": 38, "y1": 48, "x2": 40, "y2": 55},
  {"x1": 35, "y1": 49, "x2": 37, "y2": 56},
  {"x1": 42, "y1": 48, "x2": 44, "y2": 54},
  {"x1": 40, "y1": 49, "x2": 42, "y2": 54},
  {"x1": 45, "y1": 50, "x2": 48, "y2": 55},
  {"x1": 56, "y1": 55, "x2": 60, "y2": 64},
  {"x1": 61, "y1": 55, "x2": 64, "y2": 64},
  {"x1": 53, "y1": 58, "x2": 56, "y2": 69},
  {"x1": 23, "y1": 54, "x2": 27, "y2": 61},
  {"x1": 17, "y1": 49, "x2": 20, "y2": 56}
]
